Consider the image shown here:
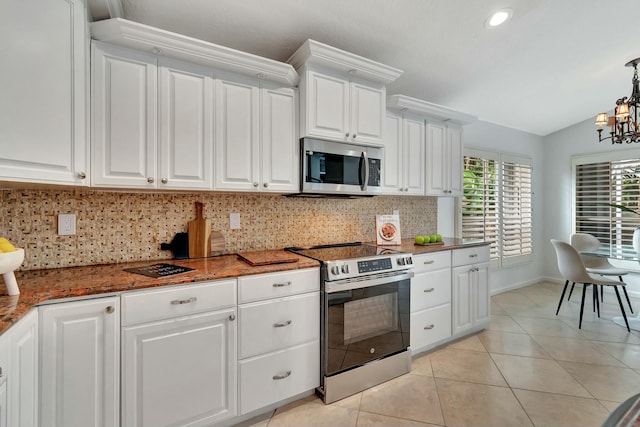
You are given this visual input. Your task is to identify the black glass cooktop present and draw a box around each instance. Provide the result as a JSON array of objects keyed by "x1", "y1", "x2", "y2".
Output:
[
  {"x1": 124, "y1": 263, "x2": 195, "y2": 278},
  {"x1": 285, "y1": 242, "x2": 402, "y2": 262}
]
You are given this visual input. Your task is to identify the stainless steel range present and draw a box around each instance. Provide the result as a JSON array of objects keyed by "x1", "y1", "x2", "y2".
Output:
[{"x1": 286, "y1": 242, "x2": 414, "y2": 403}]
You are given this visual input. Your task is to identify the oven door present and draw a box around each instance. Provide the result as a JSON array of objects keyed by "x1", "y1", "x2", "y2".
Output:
[
  {"x1": 302, "y1": 138, "x2": 382, "y2": 195},
  {"x1": 322, "y1": 272, "x2": 411, "y2": 377}
]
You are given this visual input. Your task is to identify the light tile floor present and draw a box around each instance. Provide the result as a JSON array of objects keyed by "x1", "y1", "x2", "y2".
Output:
[{"x1": 236, "y1": 281, "x2": 640, "y2": 427}]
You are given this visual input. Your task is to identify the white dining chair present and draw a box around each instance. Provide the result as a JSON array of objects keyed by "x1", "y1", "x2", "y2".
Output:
[
  {"x1": 551, "y1": 239, "x2": 630, "y2": 331},
  {"x1": 570, "y1": 233, "x2": 633, "y2": 313}
]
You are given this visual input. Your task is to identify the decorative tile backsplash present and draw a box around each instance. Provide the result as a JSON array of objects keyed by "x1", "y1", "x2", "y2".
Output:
[{"x1": 0, "y1": 189, "x2": 438, "y2": 271}]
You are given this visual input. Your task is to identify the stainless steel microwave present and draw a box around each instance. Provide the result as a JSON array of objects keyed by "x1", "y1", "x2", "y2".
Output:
[{"x1": 300, "y1": 138, "x2": 383, "y2": 197}]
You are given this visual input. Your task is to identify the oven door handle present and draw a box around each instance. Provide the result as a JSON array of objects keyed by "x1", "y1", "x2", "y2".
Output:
[{"x1": 326, "y1": 271, "x2": 414, "y2": 293}]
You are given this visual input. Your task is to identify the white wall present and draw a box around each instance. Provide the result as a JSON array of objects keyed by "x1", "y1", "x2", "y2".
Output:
[
  {"x1": 543, "y1": 115, "x2": 640, "y2": 295},
  {"x1": 439, "y1": 120, "x2": 545, "y2": 294}
]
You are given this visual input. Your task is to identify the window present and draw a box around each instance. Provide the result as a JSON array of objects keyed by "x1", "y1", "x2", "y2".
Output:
[
  {"x1": 461, "y1": 149, "x2": 533, "y2": 267},
  {"x1": 574, "y1": 154, "x2": 640, "y2": 246}
]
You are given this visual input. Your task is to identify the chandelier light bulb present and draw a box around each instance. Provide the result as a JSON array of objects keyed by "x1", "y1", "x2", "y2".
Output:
[{"x1": 595, "y1": 113, "x2": 608, "y2": 129}]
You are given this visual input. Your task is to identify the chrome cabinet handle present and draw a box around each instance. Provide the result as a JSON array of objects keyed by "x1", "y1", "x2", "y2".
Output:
[
  {"x1": 76, "y1": 171, "x2": 86, "y2": 179},
  {"x1": 352, "y1": 133, "x2": 357, "y2": 139},
  {"x1": 272, "y1": 281, "x2": 292, "y2": 288},
  {"x1": 229, "y1": 314, "x2": 236, "y2": 321},
  {"x1": 423, "y1": 260, "x2": 435, "y2": 265},
  {"x1": 161, "y1": 178, "x2": 168, "y2": 184},
  {"x1": 273, "y1": 320, "x2": 292, "y2": 328},
  {"x1": 273, "y1": 370, "x2": 291, "y2": 380},
  {"x1": 263, "y1": 183, "x2": 268, "y2": 188},
  {"x1": 424, "y1": 288, "x2": 435, "y2": 293},
  {"x1": 171, "y1": 297, "x2": 197, "y2": 305},
  {"x1": 469, "y1": 254, "x2": 478, "y2": 258},
  {"x1": 345, "y1": 132, "x2": 350, "y2": 138},
  {"x1": 105, "y1": 305, "x2": 115, "y2": 314},
  {"x1": 424, "y1": 324, "x2": 435, "y2": 330},
  {"x1": 147, "y1": 177, "x2": 155, "y2": 184},
  {"x1": 253, "y1": 182, "x2": 259, "y2": 187}
]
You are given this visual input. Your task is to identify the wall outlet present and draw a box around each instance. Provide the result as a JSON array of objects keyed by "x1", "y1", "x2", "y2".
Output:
[
  {"x1": 230, "y1": 213, "x2": 241, "y2": 229},
  {"x1": 58, "y1": 214, "x2": 76, "y2": 236}
]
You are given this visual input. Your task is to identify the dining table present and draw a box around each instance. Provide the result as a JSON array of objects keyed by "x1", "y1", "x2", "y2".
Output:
[{"x1": 582, "y1": 243, "x2": 640, "y2": 331}]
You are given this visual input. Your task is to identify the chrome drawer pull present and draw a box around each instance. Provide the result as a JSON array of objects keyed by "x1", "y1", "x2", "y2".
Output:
[
  {"x1": 272, "y1": 281, "x2": 292, "y2": 288},
  {"x1": 424, "y1": 324, "x2": 435, "y2": 330},
  {"x1": 423, "y1": 260, "x2": 435, "y2": 265},
  {"x1": 273, "y1": 320, "x2": 292, "y2": 328},
  {"x1": 469, "y1": 254, "x2": 478, "y2": 258},
  {"x1": 171, "y1": 297, "x2": 197, "y2": 305},
  {"x1": 424, "y1": 288, "x2": 435, "y2": 293},
  {"x1": 273, "y1": 370, "x2": 292, "y2": 380}
]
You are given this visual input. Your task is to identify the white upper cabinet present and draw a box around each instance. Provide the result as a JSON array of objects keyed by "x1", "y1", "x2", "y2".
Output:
[
  {"x1": 0, "y1": 0, "x2": 88, "y2": 186},
  {"x1": 214, "y1": 73, "x2": 298, "y2": 193},
  {"x1": 92, "y1": 42, "x2": 214, "y2": 190},
  {"x1": 382, "y1": 112, "x2": 425, "y2": 195},
  {"x1": 288, "y1": 39, "x2": 402, "y2": 146},
  {"x1": 387, "y1": 95, "x2": 476, "y2": 197}
]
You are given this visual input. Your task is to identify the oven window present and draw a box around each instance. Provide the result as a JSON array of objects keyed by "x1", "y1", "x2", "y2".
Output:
[{"x1": 325, "y1": 280, "x2": 410, "y2": 376}]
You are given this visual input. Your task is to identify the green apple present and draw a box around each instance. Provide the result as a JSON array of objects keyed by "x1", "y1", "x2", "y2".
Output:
[
  {"x1": 430, "y1": 234, "x2": 437, "y2": 243},
  {"x1": 435, "y1": 234, "x2": 443, "y2": 242},
  {"x1": 422, "y1": 235, "x2": 431, "y2": 244},
  {"x1": 415, "y1": 235, "x2": 425, "y2": 244}
]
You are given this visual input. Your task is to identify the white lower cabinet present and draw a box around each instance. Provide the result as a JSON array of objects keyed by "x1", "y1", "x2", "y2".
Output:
[
  {"x1": 39, "y1": 297, "x2": 119, "y2": 427},
  {"x1": 410, "y1": 252, "x2": 452, "y2": 354},
  {"x1": 120, "y1": 279, "x2": 237, "y2": 427},
  {"x1": 0, "y1": 331, "x2": 8, "y2": 427},
  {"x1": 237, "y1": 268, "x2": 320, "y2": 415},
  {"x1": 9, "y1": 309, "x2": 38, "y2": 427},
  {"x1": 451, "y1": 246, "x2": 491, "y2": 336}
]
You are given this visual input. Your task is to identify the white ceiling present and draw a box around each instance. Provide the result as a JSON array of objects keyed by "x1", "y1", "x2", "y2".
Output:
[{"x1": 102, "y1": 0, "x2": 640, "y2": 136}]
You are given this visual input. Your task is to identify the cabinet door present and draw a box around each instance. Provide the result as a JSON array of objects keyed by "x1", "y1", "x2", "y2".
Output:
[
  {"x1": 381, "y1": 113, "x2": 403, "y2": 194},
  {"x1": 425, "y1": 122, "x2": 447, "y2": 196},
  {"x1": 122, "y1": 308, "x2": 237, "y2": 427},
  {"x1": 92, "y1": 42, "x2": 157, "y2": 188},
  {"x1": 261, "y1": 86, "x2": 299, "y2": 192},
  {"x1": 403, "y1": 116, "x2": 426, "y2": 195},
  {"x1": 10, "y1": 310, "x2": 38, "y2": 427},
  {"x1": 40, "y1": 297, "x2": 120, "y2": 427},
  {"x1": 0, "y1": 328, "x2": 9, "y2": 427},
  {"x1": 448, "y1": 126, "x2": 464, "y2": 196},
  {"x1": 214, "y1": 78, "x2": 260, "y2": 190},
  {"x1": 0, "y1": 0, "x2": 87, "y2": 185},
  {"x1": 349, "y1": 79, "x2": 384, "y2": 145},
  {"x1": 158, "y1": 58, "x2": 214, "y2": 190},
  {"x1": 475, "y1": 263, "x2": 491, "y2": 325},
  {"x1": 304, "y1": 70, "x2": 349, "y2": 141},
  {"x1": 451, "y1": 265, "x2": 473, "y2": 335}
]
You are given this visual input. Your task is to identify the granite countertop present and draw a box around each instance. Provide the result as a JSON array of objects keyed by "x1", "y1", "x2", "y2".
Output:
[
  {"x1": 0, "y1": 252, "x2": 319, "y2": 335},
  {"x1": 376, "y1": 237, "x2": 490, "y2": 255}
]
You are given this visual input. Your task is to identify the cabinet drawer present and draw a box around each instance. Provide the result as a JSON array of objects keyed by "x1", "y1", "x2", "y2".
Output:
[
  {"x1": 238, "y1": 268, "x2": 319, "y2": 304},
  {"x1": 121, "y1": 279, "x2": 236, "y2": 326},
  {"x1": 239, "y1": 340, "x2": 319, "y2": 415},
  {"x1": 239, "y1": 292, "x2": 319, "y2": 359},
  {"x1": 410, "y1": 304, "x2": 451, "y2": 352},
  {"x1": 452, "y1": 246, "x2": 490, "y2": 266},
  {"x1": 412, "y1": 251, "x2": 451, "y2": 274},
  {"x1": 411, "y1": 269, "x2": 451, "y2": 312}
]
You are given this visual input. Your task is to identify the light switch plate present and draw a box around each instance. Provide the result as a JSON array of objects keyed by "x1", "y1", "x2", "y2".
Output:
[
  {"x1": 58, "y1": 214, "x2": 76, "y2": 236},
  {"x1": 230, "y1": 213, "x2": 241, "y2": 229}
]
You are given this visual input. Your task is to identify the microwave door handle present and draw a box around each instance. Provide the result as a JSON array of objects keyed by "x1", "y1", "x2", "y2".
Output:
[{"x1": 360, "y1": 151, "x2": 369, "y2": 191}]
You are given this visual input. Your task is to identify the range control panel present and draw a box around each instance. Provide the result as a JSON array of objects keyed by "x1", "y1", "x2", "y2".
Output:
[
  {"x1": 325, "y1": 254, "x2": 413, "y2": 282},
  {"x1": 357, "y1": 258, "x2": 392, "y2": 273}
]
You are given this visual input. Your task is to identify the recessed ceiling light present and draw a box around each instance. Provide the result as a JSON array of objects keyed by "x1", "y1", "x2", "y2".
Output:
[{"x1": 486, "y1": 8, "x2": 513, "y2": 28}]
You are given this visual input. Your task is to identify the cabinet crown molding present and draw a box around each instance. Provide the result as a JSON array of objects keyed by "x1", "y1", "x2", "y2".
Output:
[
  {"x1": 287, "y1": 39, "x2": 403, "y2": 85},
  {"x1": 387, "y1": 94, "x2": 477, "y2": 126},
  {"x1": 90, "y1": 18, "x2": 299, "y2": 86}
]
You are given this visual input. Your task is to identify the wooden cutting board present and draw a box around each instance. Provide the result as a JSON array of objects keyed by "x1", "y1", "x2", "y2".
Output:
[
  {"x1": 237, "y1": 250, "x2": 299, "y2": 266},
  {"x1": 188, "y1": 202, "x2": 211, "y2": 258}
]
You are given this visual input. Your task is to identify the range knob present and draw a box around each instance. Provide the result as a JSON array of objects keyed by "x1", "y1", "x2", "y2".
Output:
[
  {"x1": 330, "y1": 266, "x2": 341, "y2": 276},
  {"x1": 397, "y1": 257, "x2": 406, "y2": 266},
  {"x1": 405, "y1": 256, "x2": 413, "y2": 265},
  {"x1": 341, "y1": 264, "x2": 350, "y2": 274}
]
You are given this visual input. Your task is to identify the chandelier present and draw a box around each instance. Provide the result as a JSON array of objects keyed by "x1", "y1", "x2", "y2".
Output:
[{"x1": 595, "y1": 58, "x2": 640, "y2": 144}]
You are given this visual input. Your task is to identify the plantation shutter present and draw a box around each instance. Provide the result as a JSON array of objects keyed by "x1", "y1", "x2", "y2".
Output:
[
  {"x1": 501, "y1": 155, "x2": 533, "y2": 259},
  {"x1": 462, "y1": 152, "x2": 500, "y2": 260},
  {"x1": 575, "y1": 158, "x2": 640, "y2": 245}
]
